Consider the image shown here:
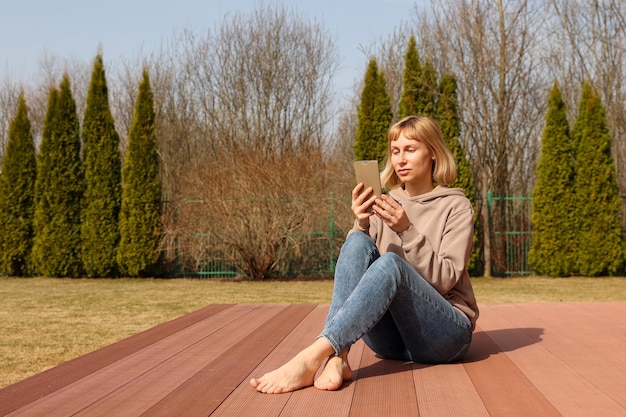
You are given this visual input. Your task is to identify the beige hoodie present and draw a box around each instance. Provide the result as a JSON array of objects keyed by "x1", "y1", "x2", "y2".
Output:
[{"x1": 349, "y1": 185, "x2": 479, "y2": 329}]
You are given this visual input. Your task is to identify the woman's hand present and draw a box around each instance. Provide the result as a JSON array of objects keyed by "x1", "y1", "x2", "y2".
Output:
[
  {"x1": 352, "y1": 183, "x2": 376, "y2": 229},
  {"x1": 373, "y1": 194, "x2": 411, "y2": 233}
]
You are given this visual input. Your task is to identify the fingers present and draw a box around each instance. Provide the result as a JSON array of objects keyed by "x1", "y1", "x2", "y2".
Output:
[
  {"x1": 374, "y1": 194, "x2": 400, "y2": 214},
  {"x1": 352, "y1": 183, "x2": 376, "y2": 215},
  {"x1": 374, "y1": 195, "x2": 410, "y2": 233}
]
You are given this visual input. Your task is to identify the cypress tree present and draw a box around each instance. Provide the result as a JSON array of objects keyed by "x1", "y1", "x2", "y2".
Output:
[
  {"x1": 0, "y1": 93, "x2": 37, "y2": 276},
  {"x1": 528, "y1": 82, "x2": 576, "y2": 276},
  {"x1": 81, "y1": 54, "x2": 122, "y2": 277},
  {"x1": 571, "y1": 82, "x2": 625, "y2": 276},
  {"x1": 32, "y1": 75, "x2": 83, "y2": 277},
  {"x1": 32, "y1": 87, "x2": 58, "y2": 276},
  {"x1": 399, "y1": 35, "x2": 437, "y2": 118},
  {"x1": 436, "y1": 74, "x2": 481, "y2": 274},
  {"x1": 355, "y1": 58, "x2": 392, "y2": 163},
  {"x1": 399, "y1": 35, "x2": 421, "y2": 119},
  {"x1": 117, "y1": 69, "x2": 162, "y2": 277},
  {"x1": 419, "y1": 59, "x2": 438, "y2": 118}
]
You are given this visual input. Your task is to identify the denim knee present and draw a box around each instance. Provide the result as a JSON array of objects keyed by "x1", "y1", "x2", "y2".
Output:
[
  {"x1": 339, "y1": 233, "x2": 379, "y2": 268},
  {"x1": 344, "y1": 231, "x2": 376, "y2": 252}
]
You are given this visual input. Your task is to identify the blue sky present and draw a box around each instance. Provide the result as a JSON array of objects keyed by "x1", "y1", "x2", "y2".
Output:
[{"x1": 0, "y1": 0, "x2": 424, "y2": 102}]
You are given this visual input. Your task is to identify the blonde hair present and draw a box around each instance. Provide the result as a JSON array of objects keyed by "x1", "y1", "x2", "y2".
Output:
[{"x1": 380, "y1": 116, "x2": 456, "y2": 189}]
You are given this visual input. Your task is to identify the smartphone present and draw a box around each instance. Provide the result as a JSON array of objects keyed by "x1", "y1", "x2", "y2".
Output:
[{"x1": 354, "y1": 160, "x2": 382, "y2": 212}]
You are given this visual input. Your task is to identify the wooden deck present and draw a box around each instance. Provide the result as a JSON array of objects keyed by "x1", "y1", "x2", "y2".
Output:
[{"x1": 1, "y1": 302, "x2": 625, "y2": 416}]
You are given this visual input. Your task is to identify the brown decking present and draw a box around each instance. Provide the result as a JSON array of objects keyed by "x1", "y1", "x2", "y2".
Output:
[{"x1": 1, "y1": 302, "x2": 625, "y2": 416}]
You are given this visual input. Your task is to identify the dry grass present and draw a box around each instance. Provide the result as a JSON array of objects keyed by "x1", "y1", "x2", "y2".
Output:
[
  {"x1": 1, "y1": 275, "x2": 625, "y2": 388},
  {"x1": 472, "y1": 276, "x2": 626, "y2": 303}
]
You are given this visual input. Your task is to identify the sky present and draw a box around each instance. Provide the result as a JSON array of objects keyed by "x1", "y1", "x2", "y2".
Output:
[{"x1": 0, "y1": 0, "x2": 426, "y2": 106}]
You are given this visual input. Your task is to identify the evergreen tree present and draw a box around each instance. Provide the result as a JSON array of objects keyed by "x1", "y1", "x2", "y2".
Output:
[
  {"x1": 117, "y1": 69, "x2": 162, "y2": 277},
  {"x1": 399, "y1": 35, "x2": 437, "y2": 118},
  {"x1": 419, "y1": 58, "x2": 438, "y2": 118},
  {"x1": 528, "y1": 82, "x2": 577, "y2": 276},
  {"x1": 0, "y1": 93, "x2": 37, "y2": 276},
  {"x1": 81, "y1": 54, "x2": 122, "y2": 277},
  {"x1": 354, "y1": 58, "x2": 392, "y2": 163},
  {"x1": 399, "y1": 35, "x2": 421, "y2": 119},
  {"x1": 571, "y1": 82, "x2": 625, "y2": 276},
  {"x1": 436, "y1": 74, "x2": 481, "y2": 274},
  {"x1": 32, "y1": 75, "x2": 83, "y2": 277}
]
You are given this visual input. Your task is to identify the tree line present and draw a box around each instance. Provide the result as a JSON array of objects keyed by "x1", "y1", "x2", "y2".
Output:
[
  {"x1": 530, "y1": 82, "x2": 624, "y2": 276},
  {"x1": 356, "y1": 34, "x2": 624, "y2": 276},
  {"x1": 0, "y1": 56, "x2": 161, "y2": 277},
  {"x1": 0, "y1": 1, "x2": 625, "y2": 278}
]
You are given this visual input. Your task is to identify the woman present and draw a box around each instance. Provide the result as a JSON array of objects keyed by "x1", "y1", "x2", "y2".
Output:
[{"x1": 250, "y1": 116, "x2": 478, "y2": 394}]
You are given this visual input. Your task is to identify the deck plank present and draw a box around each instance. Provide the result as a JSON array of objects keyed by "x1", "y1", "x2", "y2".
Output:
[
  {"x1": 463, "y1": 326, "x2": 562, "y2": 417},
  {"x1": 484, "y1": 303, "x2": 626, "y2": 414},
  {"x1": 349, "y1": 346, "x2": 419, "y2": 417},
  {"x1": 141, "y1": 304, "x2": 317, "y2": 417},
  {"x1": 575, "y1": 302, "x2": 626, "y2": 343},
  {"x1": 76, "y1": 304, "x2": 289, "y2": 416},
  {"x1": 208, "y1": 305, "x2": 328, "y2": 417},
  {"x1": 477, "y1": 304, "x2": 616, "y2": 417},
  {"x1": 209, "y1": 305, "x2": 366, "y2": 417},
  {"x1": 6, "y1": 304, "x2": 277, "y2": 416},
  {"x1": 0, "y1": 303, "x2": 233, "y2": 416},
  {"x1": 1, "y1": 302, "x2": 625, "y2": 417},
  {"x1": 412, "y1": 363, "x2": 489, "y2": 417},
  {"x1": 507, "y1": 303, "x2": 626, "y2": 395}
]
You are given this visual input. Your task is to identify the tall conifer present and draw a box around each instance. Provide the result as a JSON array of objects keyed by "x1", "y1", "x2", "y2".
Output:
[
  {"x1": 117, "y1": 69, "x2": 162, "y2": 277},
  {"x1": 354, "y1": 58, "x2": 392, "y2": 163},
  {"x1": 419, "y1": 59, "x2": 438, "y2": 118},
  {"x1": 0, "y1": 94, "x2": 37, "y2": 276},
  {"x1": 437, "y1": 74, "x2": 480, "y2": 274},
  {"x1": 81, "y1": 54, "x2": 122, "y2": 277},
  {"x1": 32, "y1": 75, "x2": 83, "y2": 277},
  {"x1": 399, "y1": 35, "x2": 437, "y2": 118},
  {"x1": 571, "y1": 82, "x2": 624, "y2": 275},
  {"x1": 399, "y1": 35, "x2": 421, "y2": 119},
  {"x1": 529, "y1": 82, "x2": 576, "y2": 276},
  {"x1": 399, "y1": 35, "x2": 438, "y2": 118}
]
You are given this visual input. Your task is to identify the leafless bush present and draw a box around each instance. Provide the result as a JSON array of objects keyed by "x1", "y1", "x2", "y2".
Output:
[
  {"x1": 150, "y1": 4, "x2": 347, "y2": 279},
  {"x1": 169, "y1": 149, "x2": 347, "y2": 280}
]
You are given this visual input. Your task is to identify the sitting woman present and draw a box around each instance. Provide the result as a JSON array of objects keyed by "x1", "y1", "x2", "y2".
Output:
[{"x1": 250, "y1": 115, "x2": 479, "y2": 394}]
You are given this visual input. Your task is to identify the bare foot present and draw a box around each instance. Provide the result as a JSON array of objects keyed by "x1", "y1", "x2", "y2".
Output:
[
  {"x1": 250, "y1": 338, "x2": 334, "y2": 394},
  {"x1": 314, "y1": 352, "x2": 352, "y2": 391}
]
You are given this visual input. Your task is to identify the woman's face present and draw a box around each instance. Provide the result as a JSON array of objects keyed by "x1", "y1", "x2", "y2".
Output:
[{"x1": 390, "y1": 133, "x2": 434, "y2": 188}]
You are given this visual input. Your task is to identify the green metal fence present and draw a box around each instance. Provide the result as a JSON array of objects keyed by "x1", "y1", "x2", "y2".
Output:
[
  {"x1": 178, "y1": 230, "x2": 346, "y2": 278},
  {"x1": 170, "y1": 196, "x2": 350, "y2": 278},
  {"x1": 486, "y1": 193, "x2": 626, "y2": 276},
  {"x1": 172, "y1": 193, "x2": 625, "y2": 278},
  {"x1": 487, "y1": 192, "x2": 533, "y2": 276}
]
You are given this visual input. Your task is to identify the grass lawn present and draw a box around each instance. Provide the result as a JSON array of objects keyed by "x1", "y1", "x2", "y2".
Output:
[{"x1": 1, "y1": 275, "x2": 625, "y2": 388}]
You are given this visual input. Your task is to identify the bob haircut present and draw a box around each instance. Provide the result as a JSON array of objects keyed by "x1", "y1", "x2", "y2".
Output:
[{"x1": 380, "y1": 116, "x2": 456, "y2": 189}]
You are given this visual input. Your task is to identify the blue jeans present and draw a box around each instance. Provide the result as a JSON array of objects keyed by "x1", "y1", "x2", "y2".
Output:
[{"x1": 319, "y1": 232, "x2": 472, "y2": 364}]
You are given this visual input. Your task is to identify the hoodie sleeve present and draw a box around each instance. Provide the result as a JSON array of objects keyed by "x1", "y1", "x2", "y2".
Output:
[
  {"x1": 347, "y1": 217, "x2": 379, "y2": 242},
  {"x1": 397, "y1": 203, "x2": 474, "y2": 295}
]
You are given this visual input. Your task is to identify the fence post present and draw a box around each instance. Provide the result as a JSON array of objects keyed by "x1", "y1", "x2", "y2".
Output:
[
  {"x1": 485, "y1": 190, "x2": 493, "y2": 277},
  {"x1": 329, "y1": 193, "x2": 336, "y2": 275}
]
